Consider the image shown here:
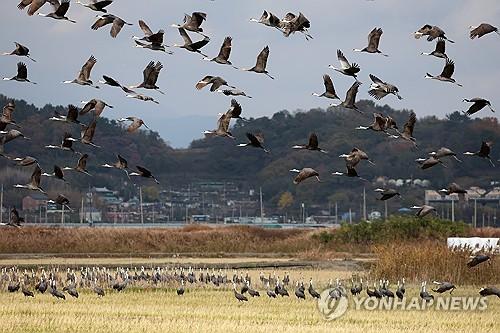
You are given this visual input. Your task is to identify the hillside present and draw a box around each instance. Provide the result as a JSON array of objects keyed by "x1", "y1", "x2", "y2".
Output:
[{"x1": 0, "y1": 94, "x2": 499, "y2": 215}]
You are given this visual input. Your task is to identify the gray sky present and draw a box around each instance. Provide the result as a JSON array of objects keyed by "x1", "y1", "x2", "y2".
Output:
[{"x1": 1, "y1": 0, "x2": 499, "y2": 147}]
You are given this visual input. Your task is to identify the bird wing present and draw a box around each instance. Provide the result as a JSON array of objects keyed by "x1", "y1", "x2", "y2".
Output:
[
  {"x1": 367, "y1": 27, "x2": 382, "y2": 49},
  {"x1": 31, "y1": 165, "x2": 42, "y2": 186},
  {"x1": 209, "y1": 77, "x2": 225, "y2": 92},
  {"x1": 217, "y1": 36, "x2": 232, "y2": 61},
  {"x1": 369, "y1": 74, "x2": 384, "y2": 85},
  {"x1": 470, "y1": 24, "x2": 493, "y2": 39},
  {"x1": 178, "y1": 27, "x2": 192, "y2": 45},
  {"x1": 246, "y1": 132, "x2": 261, "y2": 146},
  {"x1": 78, "y1": 154, "x2": 88, "y2": 169},
  {"x1": 282, "y1": 12, "x2": 296, "y2": 22},
  {"x1": 323, "y1": 74, "x2": 336, "y2": 95},
  {"x1": 54, "y1": 165, "x2": 64, "y2": 179},
  {"x1": 54, "y1": 0, "x2": 69, "y2": 16},
  {"x1": 102, "y1": 75, "x2": 121, "y2": 87},
  {"x1": 79, "y1": 99, "x2": 96, "y2": 115},
  {"x1": 110, "y1": 17, "x2": 126, "y2": 38},
  {"x1": 190, "y1": 37, "x2": 210, "y2": 50},
  {"x1": 55, "y1": 194, "x2": 69, "y2": 206},
  {"x1": 217, "y1": 112, "x2": 231, "y2": 132},
  {"x1": 435, "y1": 38, "x2": 446, "y2": 54},
  {"x1": 148, "y1": 62, "x2": 163, "y2": 85},
  {"x1": 403, "y1": 112, "x2": 416, "y2": 137},
  {"x1": 368, "y1": 89, "x2": 388, "y2": 100},
  {"x1": 268, "y1": 12, "x2": 281, "y2": 27},
  {"x1": 27, "y1": 0, "x2": 47, "y2": 16},
  {"x1": 82, "y1": 120, "x2": 97, "y2": 142},
  {"x1": 93, "y1": 0, "x2": 112, "y2": 9},
  {"x1": 91, "y1": 15, "x2": 113, "y2": 30},
  {"x1": 479, "y1": 141, "x2": 492, "y2": 155},
  {"x1": 138, "y1": 20, "x2": 153, "y2": 36},
  {"x1": 14, "y1": 42, "x2": 29, "y2": 55},
  {"x1": 17, "y1": 62, "x2": 28, "y2": 79},
  {"x1": 373, "y1": 113, "x2": 387, "y2": 129},
  {"x1": 346, "y1": 165, "x2": 359, "y2": 177},
  {"x1": 117, "y1": 154, "x2": 127, "y2": 168},
  {"x1": 254, "y1": 46, "x2": 269, "y2": 71},
  {"x1": 148, "y1": 30, "x2": 164, "y2": 45},
  {"x1": 345, "y1": 81, "x2": 361, "y2": 105},
  {"x1": 127, "y1": 119, "x2": 142, "y2": 132},
  {"x1": 2, "y1": 102, "x2": 15, "y2": 119},
  {"x1": 18, "y1": 0, "x2": 32, "y2": 11},
  {"x1": 195, "y1": 76, "x2": 212, "y2": 90},
  {"x1": 67, "y1": 105, "x2": 79, "y2": 121},
  {"x1": 78, "y1": 55, "x2": 97, "y2": 82},
  {"x1": 191, "y1": 12, "x2": 207, "y2": 27},
  {"x1": 308, "y1": 133, "x2": 319, "y2": 149},
  {"x1": 440, "y1": 59, "x2": 455, "y2": 78},
  {"x1": 136, "y1": 165, "x2": 152, "y2": 177},
  {"x1": 228, "y1": 99, "x2": 242, "y2": 118},
  {"x1": 141, "y1": 61, "x2": 155, "y2": 84},
  {"x1": 294, "y1": 169, "x2": 314, "y2": 184},
  {"x1": 337, "y1": 50, "x2": 350, "y2": 69}
]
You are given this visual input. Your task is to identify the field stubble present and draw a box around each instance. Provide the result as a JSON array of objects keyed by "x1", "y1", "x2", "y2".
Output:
[{"x1": 0, "y1": 285, "x2": 497, "y2": 333}]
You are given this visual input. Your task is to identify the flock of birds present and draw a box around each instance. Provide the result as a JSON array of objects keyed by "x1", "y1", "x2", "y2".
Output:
[
  {"x1": 0, "y1": 2, "x2": 498, "y2": 226},
  {"x1": 1, "y1": 252, "x2": 498, "y2": 303}
]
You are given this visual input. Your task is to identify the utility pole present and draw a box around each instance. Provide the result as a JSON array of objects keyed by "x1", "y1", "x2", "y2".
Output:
[
  {"x1": 451, "y1": 199, "x2": 455, "y2": 222},
  {"x1": 384, "y1": 200, "x2": 388, "y2": 220},
  {"x1": 363, "y1": 187, "x2": 367, "y2": 221},
  {"x1": 259, "y1": 187, "x2": 264, "y2": 223},
  {"x1": 185, "y1": 204, "x2": 189, "y2": 224},
  {"x1": 301, "y1": 203, "x2": 305, "y2": 224},
  {"x1": 80, "y1": 197, "x2": 84, "y2": 223},
  {"x1": 139, "y1": 186, "x2": 144, "y2": 224},
  {"x1": 0, "y1": 184, "x2": 3, "y2": 225},
  {"x1": 61, "y1": 205, "x2": 65, "y2": 225},
  {"x1": 349, "y1": 208, "x2": 352, "y2": 224},
  {"x1": 335, "y1": 202, "x2": 338, "y2": 224},
  {"x1": 474, "y1": 199, "x2": 477, "y2": 228}
]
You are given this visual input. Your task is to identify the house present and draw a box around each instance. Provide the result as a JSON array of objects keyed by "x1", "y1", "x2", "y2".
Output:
[{"x1": 22, "y1": 193, "x2": 47, "y2": 211}]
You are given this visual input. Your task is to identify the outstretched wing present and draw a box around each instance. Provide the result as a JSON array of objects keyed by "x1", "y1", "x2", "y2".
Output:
[
  {"x1": 308, "y1": 133, "x2": 319, "y2": 149},
  {"x1": 138, "y1": 19, "x2": 153, "y2": 36},
  {"x1": 17, "y1": 62, "x2": 28, "y2": 79},
  {"x1": 254, "y1": 46, "x2": 269, "y2": 71},
  {"x1": 345, "y1": 81, "x2": 361, "y2": 104},
  {"x1": 369, "y1": 74, "x2": 384, "y2": 85},
  {"x1": 337, "y1": 50, "x2": 350, "y2": 69},
  {"x1": 435, "y1": 38, "x2": 446, "y2": 54},
  {"x1": 31, "y1": 165, "x2": 42, "y2": 186},
  {"x1": 367, "y1": 27, "x2": 383, "y2": 50},
  {"x1": 323, "y1": 74, "x2": 336, "y2": 95},
  {"x1": 78, "y1": 154, "x2": 89, "y2": 169},
  {"x1": 403, "y1": 112, "x2": 416, "y2": 137},
  {"x1": 217, "y1": 36, "x2": 232, "y2": 61},
  {"x1": 228, "y1": 99, "x2": 242, "y2": 118},
  {"x1": 440, "y1": 58, "x2": 455, "y2": 78},
  {"x1": 178, "y1": 27, "x2": 192, "y2": 45},
  {"x1": 54, "y1": 0, "x2": 70, "y2": 17},
  {"x1": 78, "y1": 55, "x2": 97, "y2": 81}
]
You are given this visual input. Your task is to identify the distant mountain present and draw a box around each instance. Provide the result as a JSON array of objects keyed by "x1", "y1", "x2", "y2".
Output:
[{"x1": 0, "y1": 94, "x2": 498, "y2": 213}]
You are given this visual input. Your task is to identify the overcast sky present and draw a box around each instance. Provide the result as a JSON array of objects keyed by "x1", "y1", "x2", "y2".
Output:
[{"x1": 1, "y1": 0, "x2": 499, "y2": 147}]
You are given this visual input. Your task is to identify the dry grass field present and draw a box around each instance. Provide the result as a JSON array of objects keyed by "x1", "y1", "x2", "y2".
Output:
[
  {"x1": 0, "y1": 280, "x2": 498, "y2": 333},
  {"x1": 0, "y1": 224, "x2": 498, "y2": 332}
]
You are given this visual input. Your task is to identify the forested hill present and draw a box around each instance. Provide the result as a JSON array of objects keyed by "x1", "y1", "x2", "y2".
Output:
[{"x1": 0, "y1": 94, "x2": 498, "y2": 208}]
